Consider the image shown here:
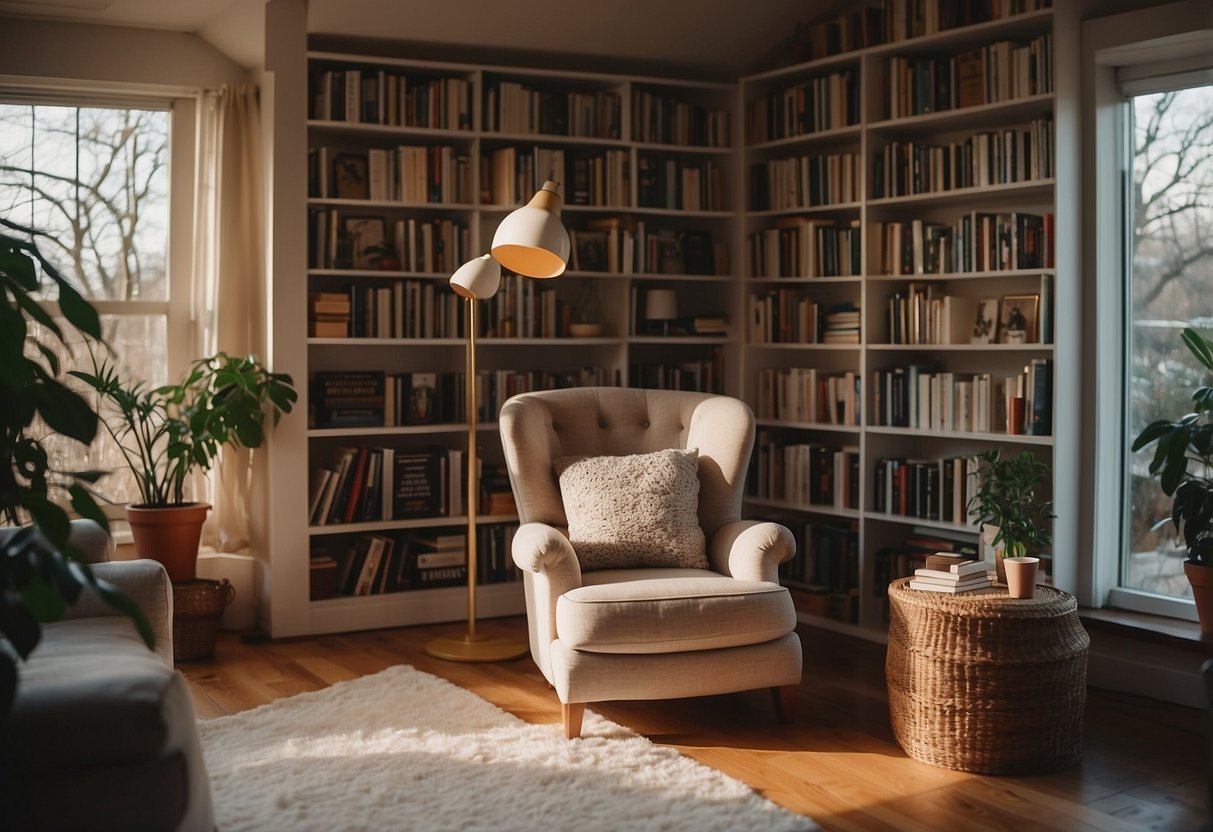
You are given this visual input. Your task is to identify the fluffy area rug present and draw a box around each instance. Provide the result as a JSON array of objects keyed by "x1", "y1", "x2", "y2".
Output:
[{"x1": 198, "y1": 664, "x2": 817, "y2": 832}]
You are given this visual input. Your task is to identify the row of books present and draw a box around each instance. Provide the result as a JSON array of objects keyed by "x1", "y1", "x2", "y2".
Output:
[
  {"x1": 870, "y1": 212, "x2": 1053, "y2": 275},
  {"x1": 629, "y1": 353, "x2": 724, "y2": 394},
  {"x1": 569, "y1": 222, "x2": 725, "y2": 276},
  {"x1": 309, "y1": 445, "x2": 463, "y2": 527},
  {"x1": 309, "y1": 524, "x2": 521, "y2": 600},
  {"x1": 631, "y1": 89, "x2": 730, "y2": 148},
  {"x1": 883, "y1": 33, "x2": 1053, "y2": 120},
  {"x1": 872, "y1": 118, "x2": 1055, "y2": 198},
  {"x1": 884, "y1": 283, "x2": 1052, "y2": 346},
  {"x1": 750, "y1": 437, "x2": 861, "y2": 510},
  {"x1": 745, "y1": 68, "x2": 859, "y2": 144},
  {"x1": 308, "y1": 145, "x2": 473, "y2": 205},
  {"x1": 747, "y1": 291, "x2": 862, "y2": 344},
  {"x1": 483, "y1": 80, "x2": 621, "y2": 139},
  {"x1": 311, "y1": 370, "x2": 463, "y2": 429},
  {"x1": 747, "y1": 217, "x2": 862, "y2": 279},
  {"x1": 871, "y1": 360, "x2": 1052, "y2": 435},
  {"x1": 770, "y1": 518, "x2": 860, "y2": 622},
  {"x1": 873, "y1": 455, "x2": 977, "y2": 523},
  {"x1": 482, "y1": 146, "x2": 629, "y2": 208},
  {"x1": 880, "y1": 0, "x2": 1052, "y2": 46},
  {"x1": 755, "y1": 367, "x2": 863, "y2": 427},
  {"x1": 749, "y1": 151, "x2": 861, "y2": 211},
  {"x1": 636, "y1": 156, "x2": 726, "y2": 212},
  {"x1": 309, "y1": 281, "x2": 462, "y2": 340},
  {"x1": 309, "y1": 67, "x2": 472, "y2": 129},
  {"x1": 308, "y1": 211, "x2": 469, "y2": 273},
  {"x1": 480, "y1": 274, "x2": 568, "y2": 339}
]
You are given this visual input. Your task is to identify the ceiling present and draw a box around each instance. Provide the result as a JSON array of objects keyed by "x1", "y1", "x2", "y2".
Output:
[{"x1": 0, "y1": 0, "x2": 841, "y2": 78}]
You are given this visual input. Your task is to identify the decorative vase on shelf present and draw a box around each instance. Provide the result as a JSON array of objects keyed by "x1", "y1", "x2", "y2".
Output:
[{"x1": 569, "y1": 280, "x2": 602, "y2": 337}]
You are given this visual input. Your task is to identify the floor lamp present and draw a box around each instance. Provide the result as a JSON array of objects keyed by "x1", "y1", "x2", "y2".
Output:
[{"x1": 426, "y1": 180, "x2": 570, "y2": 662}]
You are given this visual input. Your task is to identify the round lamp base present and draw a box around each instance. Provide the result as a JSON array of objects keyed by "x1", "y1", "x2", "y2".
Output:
[{"x1": 425, "y1": 632, "x2": 529, "y2": 663}]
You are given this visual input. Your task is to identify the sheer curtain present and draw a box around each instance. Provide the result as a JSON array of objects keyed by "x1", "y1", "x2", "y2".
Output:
[{"x1": 192, "y1": 83, "x2": 266, "y2": 553}]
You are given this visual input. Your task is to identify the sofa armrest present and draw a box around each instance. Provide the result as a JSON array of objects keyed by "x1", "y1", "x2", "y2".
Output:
[
  {"x1": 60, "y1": 559, "x2": 173, "y2": 667},
  {"x1": 708, "y1": 520, "x2": 796, "y2": 583}
]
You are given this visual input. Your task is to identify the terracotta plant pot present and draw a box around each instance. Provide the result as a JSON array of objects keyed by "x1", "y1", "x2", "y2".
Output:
[
  {"x1": 1004, "y1": 556, "x2": 1040, "y2": 599},
  {"x1": 1184, "y1": 561, "x2": 1213, "y2": 635},
  {"x1": 126, "y1": 503, "x2": 211, "y2": 582}
]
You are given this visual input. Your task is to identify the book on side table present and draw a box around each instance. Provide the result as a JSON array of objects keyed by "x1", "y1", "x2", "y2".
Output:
[{"x1": 909, "y1": 553, "x2": 993, "y2": 593}]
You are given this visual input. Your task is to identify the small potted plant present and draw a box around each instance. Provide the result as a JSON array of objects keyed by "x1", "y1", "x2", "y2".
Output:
[
  {"x1": 1131, "y1": 327, "x2": 1213, "y2": 632},
  {"x1": 71, "y1": 352, "x2": 297, "y2": 581},
  {"x1": 968, "y1": 448, "x2": 1054, "y2": 596}
]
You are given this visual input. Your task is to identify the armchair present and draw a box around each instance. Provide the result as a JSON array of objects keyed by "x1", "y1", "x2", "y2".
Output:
[{"x1": 500, "y1": 387, "x2": 803, "y2": 738}]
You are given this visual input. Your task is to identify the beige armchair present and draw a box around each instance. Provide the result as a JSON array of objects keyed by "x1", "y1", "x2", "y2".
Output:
[{"x1": 499, "y1": 387, "x2": 803, "y2": 738}]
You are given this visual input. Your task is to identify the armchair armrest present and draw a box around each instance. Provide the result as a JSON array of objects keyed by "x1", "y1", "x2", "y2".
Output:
[
  {"x1": 708, "y1": 520, "x2": 796, "y2": 583},
  {"x1": 512, "y1": 523, "x2": 582, "y2": 682},
  {"x1": 60, "y1": 559, "x2": 173, "y2": 667}
]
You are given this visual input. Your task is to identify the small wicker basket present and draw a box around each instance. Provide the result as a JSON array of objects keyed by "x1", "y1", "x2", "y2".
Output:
[
  {"x1": 885, "y1": 578, "x2": 1089, "y2": 775},
  {"x1": 172, "y1": 578, "x2": 234, "y2": 663}
]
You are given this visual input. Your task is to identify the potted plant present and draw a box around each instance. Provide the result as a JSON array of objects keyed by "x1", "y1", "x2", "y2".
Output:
[
  {"x1": 968, "y1": 448, "x2": 1054, "y2": 592},
  {"x1": 71, "y1": 353, "x2": 297, "y2": 581},
  {"x1": 1131, "y1": 327, "x2": 1213, "y2": 632},
  {"x1": 0, "y1": 217, "x2": 152, "y2": 719}
]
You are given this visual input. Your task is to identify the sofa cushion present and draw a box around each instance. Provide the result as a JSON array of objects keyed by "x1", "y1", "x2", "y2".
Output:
[
  {"x1": 554, "y1": 448, "x2": 707, "y2": 571},
  {"x1": 0, "y1": 617, "x2": 175, "y2": 772},
  {"x1": 556, "y1": 570, "x2": 797, "y2": 654}
]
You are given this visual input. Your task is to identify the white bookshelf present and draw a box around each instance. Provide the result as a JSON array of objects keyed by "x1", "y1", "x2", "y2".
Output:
[{"x1": 738, "y1": 3, "x2": 1078, "y2": 638}]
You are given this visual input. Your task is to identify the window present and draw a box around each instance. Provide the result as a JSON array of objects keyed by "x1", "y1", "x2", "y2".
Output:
[
  {"x1": 1118, "y1": 78, "x2": 1213, "y2": 618},
  {"x1": 0, "y1": 94, "x2": 192, "y2": 506}
]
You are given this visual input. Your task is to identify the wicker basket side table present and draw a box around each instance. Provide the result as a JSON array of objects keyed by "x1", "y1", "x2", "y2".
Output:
[{"x1": 885, "y1": 577, "x2": 1090, "y2": 775}]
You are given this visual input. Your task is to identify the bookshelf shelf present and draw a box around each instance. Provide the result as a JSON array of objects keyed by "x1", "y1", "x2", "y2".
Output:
[
  {"x1": 482, "y1": 131, "x2": 631, "y2": 149},
  {"x1": 748, "y1": 202, "x2": 862, "y2": 218},
  {"x1": 630, "y1": 336, "x2": 730, "y2": 345},
  {"x1": 305, "y1": 198, "x2": 478, "y2": 211},
  {"x1": 755, "y1": 419, "x2": 862, "y2": 434},
  {"x1": 866, "y1": 343, "x2": 1054, "y2": 353},
  {"x1": 305, "y1": 120, "x2": 474, "y2": 140},
  {"x1": 746, "y1": 125, "x2": 863, "y2": 153},
  {"x1": 746, "y1": 342, "x2": 861, "y2": 351},
  {"x1": 308, "y1": 268, "x2": 449, "y2": 279},
  {"x1": 307, "y1": 423, "x2": 500, "y2": 438},
  {"x1": 866, "y1": 179, "x2": 1055, "y2": 209},
  {"x1": 632, "y1": 140, "x2": 733, "y2": 155},
  {"x1": 864, "y1": 426, "x2": 1053, "y2": 445},
  {"x1": 744, "y1": 497, "x2": 862, "y2": 520},
  {"x1": 867, "y1": 93, "x2": 1055, "y2": 136},
  {"x1": 747, "y1": 276, "x2": 862, "y2": 285},
  {"x1": 864, "y1": 512, "x2": 979, "y2": 535},
  {"x1": 865, "y1": 7, "x2": 1053, "y2": 57},
  {"x1": 866, "y1": 268, "x2": 1055, "y2": 282},
  {"x1": 309, "y1": 516, "x2": 468, "y2": 536},
  {"x1": 307, "y1": 337, "x2": 467, "y2": 346}
]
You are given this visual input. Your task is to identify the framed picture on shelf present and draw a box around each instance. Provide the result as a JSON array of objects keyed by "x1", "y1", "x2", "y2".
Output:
[
  {"x1": 333, "y1": 153, "x2": 369, "y2": 200},
  {"x1": 344, "y1": 216, "x2": 386, "y2": 270},
  {"x1": 971, "y1": 297, "x2": 999, "y2": 344},
  {"x1": 999, "y1": 293, "x2": 1039, "y2": 344}
]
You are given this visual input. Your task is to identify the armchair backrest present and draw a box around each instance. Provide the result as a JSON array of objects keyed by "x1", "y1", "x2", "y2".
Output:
[{"x1": 499, "y1": 387, "x2": 755, "y2": 540}]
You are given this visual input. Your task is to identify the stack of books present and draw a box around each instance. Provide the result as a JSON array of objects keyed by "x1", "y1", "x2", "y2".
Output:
[{"x1": 908, "y1": 553, "x2": 992, "y2": 593}]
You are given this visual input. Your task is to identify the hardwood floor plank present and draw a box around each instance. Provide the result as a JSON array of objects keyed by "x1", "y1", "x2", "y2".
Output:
[{"x1": 178, "y1": 619, "x2": 1208, "y2": 832}]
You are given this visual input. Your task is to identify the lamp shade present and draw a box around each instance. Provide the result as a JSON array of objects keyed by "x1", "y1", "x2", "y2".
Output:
[
  {"x1": 645, "y1": 289, "x2": 678, "y2": 321},
  {"x1": 491, "y1": 180, "x2": 570, "y2": 279},
  {"x1": 449, "y1": 253, "x2": 502, "y2": 300}
]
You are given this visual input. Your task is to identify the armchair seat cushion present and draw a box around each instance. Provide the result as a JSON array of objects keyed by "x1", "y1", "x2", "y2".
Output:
[{"x1": 556, "y1": 569, "x2": 797, "y2": 654}]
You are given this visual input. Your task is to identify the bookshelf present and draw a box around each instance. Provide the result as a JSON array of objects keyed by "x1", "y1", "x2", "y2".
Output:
[
  {"x1": 739, "y1": 1, "x2": 1079, "y2": 638},
  {"x1": 263, "y1": 39, "x2": 740, "y2": 637}
]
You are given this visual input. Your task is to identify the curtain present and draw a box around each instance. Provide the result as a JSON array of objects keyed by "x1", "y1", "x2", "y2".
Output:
[{"x1": 192, "y1": 83, "x2": 266, "y2": 553}]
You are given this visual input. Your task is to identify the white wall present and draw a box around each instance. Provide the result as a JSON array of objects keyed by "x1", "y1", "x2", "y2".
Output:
[{"x1": 0, "y1": 17, "x2": 247, "y2": 89}]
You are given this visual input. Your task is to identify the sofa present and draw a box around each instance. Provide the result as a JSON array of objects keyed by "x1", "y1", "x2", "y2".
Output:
[{"x1": 0, "y1": 520, "x2": 214, "y2": 832}]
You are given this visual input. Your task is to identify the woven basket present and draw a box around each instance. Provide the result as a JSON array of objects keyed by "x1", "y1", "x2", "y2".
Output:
[
  {"x1": 172, "y1": 578, "x2": 234, "y2": 663},
  {"x1": 885, "y1": 578, "x2": 1089, "y2": 774}
]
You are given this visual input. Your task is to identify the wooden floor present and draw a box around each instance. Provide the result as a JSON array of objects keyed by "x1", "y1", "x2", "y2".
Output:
[{"x1": 181, "y1": 617, "x2": 1208, "y2": 832}]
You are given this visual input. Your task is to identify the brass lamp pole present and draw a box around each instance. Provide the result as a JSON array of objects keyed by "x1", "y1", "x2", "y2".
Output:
[{"x1": 425, "y1": 181, "x2": 569, "y2": 662}]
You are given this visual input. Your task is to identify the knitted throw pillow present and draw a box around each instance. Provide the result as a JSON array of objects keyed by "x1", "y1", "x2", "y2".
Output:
[{"x1": 554, "y1": 448, "x2": 707, "y2": 571}]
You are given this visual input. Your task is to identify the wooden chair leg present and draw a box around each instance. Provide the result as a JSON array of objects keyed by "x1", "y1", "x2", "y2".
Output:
[
  {"x1": 562, "y1": 702, "x2": 586, "y2": 739},
  {"x1": 771, "y1": 684, "x2": 798, "y2": 724}
]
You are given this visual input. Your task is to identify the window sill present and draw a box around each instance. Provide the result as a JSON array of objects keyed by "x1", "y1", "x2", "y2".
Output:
[{"x1": 1079, "y1": 606, "x2": 1213, "y2": 655}]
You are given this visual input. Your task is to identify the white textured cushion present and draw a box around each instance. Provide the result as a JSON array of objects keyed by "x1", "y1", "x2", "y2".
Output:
[
  {"x1": 555, "y1": 448, "x2": 707, "y2": 570},
  {"x1": 556, "y1": 571, "x2": 797, "y2": 654}
]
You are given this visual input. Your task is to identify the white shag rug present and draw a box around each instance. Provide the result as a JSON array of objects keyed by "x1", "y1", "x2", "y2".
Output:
[{"x1": 198, "y1": 664, "x2": 817, "y2": 832}]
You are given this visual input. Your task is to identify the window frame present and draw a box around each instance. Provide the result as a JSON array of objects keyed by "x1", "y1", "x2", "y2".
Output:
[
  {"x1": 1086, "y1": 4, "x2": 1213, "y2": 621},
  {"x1": 1, "y1": 84, "x2": 199, "y2": 521}
]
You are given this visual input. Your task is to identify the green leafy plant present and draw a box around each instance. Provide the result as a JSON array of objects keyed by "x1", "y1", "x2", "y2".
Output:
[
  {"x1": 967, "y1": 448, "x2": 1054, "y2": 558},
  {"x1": 1131, "y1": 327, "x2": 1213, "y2": 566},
  {"x1": 71, "y1": 353, "x2": 298, "y2": 507},
  {"x1": 0, "y1": 217, "x2": 152, "y2": 720}
]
